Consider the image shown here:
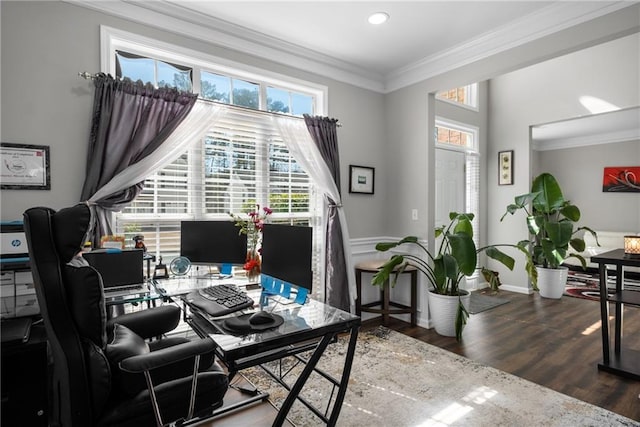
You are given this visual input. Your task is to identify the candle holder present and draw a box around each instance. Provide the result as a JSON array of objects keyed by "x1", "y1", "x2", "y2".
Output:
[{"x1": 623, "y1": 235, "x2": 640, "y2": 258}]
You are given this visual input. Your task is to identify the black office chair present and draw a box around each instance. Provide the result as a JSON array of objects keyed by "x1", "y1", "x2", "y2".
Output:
[{"x1": 23, "y1": 203, "x2": 229, "y2": 426}]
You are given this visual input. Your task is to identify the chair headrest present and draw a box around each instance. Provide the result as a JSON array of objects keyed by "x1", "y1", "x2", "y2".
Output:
[{"x1": 53, "y1": 203, "x2": 92, "y2": 263}]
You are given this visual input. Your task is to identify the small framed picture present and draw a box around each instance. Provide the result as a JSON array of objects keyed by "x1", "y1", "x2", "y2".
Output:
[
  {"x1": 1, "y1": 142, "x2": 51, "y2": 190},
  {"x1": 349, "y1": 165, "x2": 375, "y2": 194},
  {"x1": 498, "y1": 150, "x2": 514, "y2": 186}
]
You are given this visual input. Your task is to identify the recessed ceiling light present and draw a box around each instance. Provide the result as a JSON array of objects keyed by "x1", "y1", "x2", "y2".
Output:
[{"x1": 368, "y1": 12, "x2": 389, "y2": 25}]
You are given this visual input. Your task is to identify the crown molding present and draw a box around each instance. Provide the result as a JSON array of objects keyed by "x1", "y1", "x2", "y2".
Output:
[
  {"x1": 66, "y1": 0, "x2": 385, "y2": 92},
  {"x1": 383, "y1": 2, "x2": 633, "y2": 92},
  {"x1": 68, "y1": 0, "x2": 631, "y2": 94}
]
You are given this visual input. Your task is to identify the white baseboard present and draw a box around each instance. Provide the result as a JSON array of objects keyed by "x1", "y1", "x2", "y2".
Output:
[{"x1": 499, "y1": 284, "x2": 533, "y2": 295}]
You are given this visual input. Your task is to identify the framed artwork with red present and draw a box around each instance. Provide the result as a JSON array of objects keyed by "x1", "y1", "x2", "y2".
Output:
[{"x1": 602, "y1": 166, "x2": 640, "y2": 193}]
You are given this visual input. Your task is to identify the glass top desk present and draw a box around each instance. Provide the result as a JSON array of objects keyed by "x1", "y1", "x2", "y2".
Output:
[
  {"x1": 103, "y1": 281, "x2": 163, "y2": 307},
  {"x1": 153, "y1": 276, "x2": 361, "y2": 426}
]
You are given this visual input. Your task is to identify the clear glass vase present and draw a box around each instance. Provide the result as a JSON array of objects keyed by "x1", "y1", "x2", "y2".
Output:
[{"x1": 245, "y1": 251, "x2": 261, "y2": 283}]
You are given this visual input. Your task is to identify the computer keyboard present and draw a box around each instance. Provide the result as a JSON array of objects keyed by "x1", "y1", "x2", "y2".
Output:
[{"x1": 185, "y1": 284, "x2": 254, "y2": 317}]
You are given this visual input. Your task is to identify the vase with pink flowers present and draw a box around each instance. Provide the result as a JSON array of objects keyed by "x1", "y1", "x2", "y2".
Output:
[{"x1": 230, "y1": 204, "x2": 272, "y2": 282}]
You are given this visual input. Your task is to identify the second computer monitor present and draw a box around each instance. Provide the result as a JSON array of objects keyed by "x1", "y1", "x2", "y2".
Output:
[
  {"x1": 180, "y1": 221, "x2": 247, "y2": 266},
  {"x1": 260, "y1": 223, "x2": 313, "y2": 292}
]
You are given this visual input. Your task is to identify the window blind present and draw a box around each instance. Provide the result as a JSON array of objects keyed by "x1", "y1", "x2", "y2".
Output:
[{"x1": 115, "y1": 109, "x2": 323, "y2": 296}]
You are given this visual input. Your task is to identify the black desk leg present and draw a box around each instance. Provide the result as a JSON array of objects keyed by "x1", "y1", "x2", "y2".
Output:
[
  {"x1": 274, "y1": 334, "x2": 334, "y2": 426},
  {"x1": 598, "y1": 262, "x2": 610, "y2": 364},
  {"x1": 328, "y1": 325, "x2": 359, "y2": 426},
  {"x1": 273, "y1": 325, "x2": 359, "y2": 427},
  {"x1": 614, "y1": 264, "x2": 623, "y2": 355}
]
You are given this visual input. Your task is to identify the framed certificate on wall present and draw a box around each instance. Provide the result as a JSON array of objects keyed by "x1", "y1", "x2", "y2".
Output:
[{"x1": 1, "y1": 143, "x2": 50, "y2": 190}]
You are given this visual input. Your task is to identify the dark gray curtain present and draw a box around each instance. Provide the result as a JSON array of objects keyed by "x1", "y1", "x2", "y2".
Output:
[
  {"x1": 303, "y1": 114, "x2": 350, "y2": 311},
  {"x1": 80, "y1": 74, "x2": 197, "y2": 244}
]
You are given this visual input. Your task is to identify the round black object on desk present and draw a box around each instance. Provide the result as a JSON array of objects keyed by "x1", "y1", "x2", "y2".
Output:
[{"x1": 223, "y1": 312, "x2": 284, "y2": 333}]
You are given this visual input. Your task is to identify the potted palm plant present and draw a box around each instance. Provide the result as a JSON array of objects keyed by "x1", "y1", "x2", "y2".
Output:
[
  {"x1": 372, "y1": 212, "x2": 522, "y2": 340},
  {"x1": 501, "y1": 172, "x2": 598, "y2": 298}
]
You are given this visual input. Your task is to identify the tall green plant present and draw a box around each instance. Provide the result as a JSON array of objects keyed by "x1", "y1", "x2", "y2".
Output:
[
  {"x1": 372, "y1": 212, "x2": 524, "y2": 340},
  {"x1": 501, "y1": 172, "x2": 598, "y2": 289}
]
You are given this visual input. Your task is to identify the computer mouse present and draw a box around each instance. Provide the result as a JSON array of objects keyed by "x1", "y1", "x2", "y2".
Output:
[{"x1": 248, "y1": 311, "x2": 275, "y2": 325}]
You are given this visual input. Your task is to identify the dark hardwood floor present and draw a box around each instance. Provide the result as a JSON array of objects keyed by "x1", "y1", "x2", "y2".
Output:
[{"x1": 362, "y1": 290, "x2": 640, "y2": 422}]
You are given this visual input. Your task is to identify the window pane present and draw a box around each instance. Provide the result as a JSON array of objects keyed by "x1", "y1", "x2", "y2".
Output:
[
  {"x1": 124, "y1": 153, "x2": 190, "y2": 215},
  {"x1": 266, "y1": 88, "x2": 313, "y2": 116},
  {"x1": 203, "y1": 135, "x2": 258, "y2": 215},
  {"x1": 232, "y1": 78, "x2": 259, "y2": 109},
  {"x1": 267, "y1": 87, "x2": 290, "y2": 113},
  {"x1": 436, "y1": 83, "x2": 478, "y2": 109},
  {"x1": 157, "y1": 61, "x2": 192, "y2": 91},
  {"x1": 436, "y1": 126, "x2": 472, "y2": 147},
  {"x1": 116, "y1": 52, "x2": 155, "y2": 84},
  {"x1": 269, "y1": 142, "x2": 310, "y2": 214},
  {"x1": 201, "y1": 71, "x2": 230, "y2": 103},
  {"x1": 291, "y1": 93, "x2": 313, "y2": 116},
  {"x1": 116, "y1": 51, "x2": 193, "y2": 91}
]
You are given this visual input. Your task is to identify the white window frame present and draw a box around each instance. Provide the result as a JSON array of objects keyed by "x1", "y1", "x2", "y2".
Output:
[
  {"x1": 435, "y1": 117, "x2": 479, "y2": 152},
  {"x1": 100, "y1": 26, "x2": 328, "y2": 298},
  {"x1": 101, "y1": 26, "x2": 328, "y2": 115}
]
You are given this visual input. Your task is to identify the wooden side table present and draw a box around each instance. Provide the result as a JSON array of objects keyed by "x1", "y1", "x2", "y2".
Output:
[{"x1": 355, "y1": 259, "x2": 418, "y2": 326}]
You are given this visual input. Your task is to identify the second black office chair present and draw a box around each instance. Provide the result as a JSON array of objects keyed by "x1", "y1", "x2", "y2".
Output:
[{"x1": 23, "y1": 203, "x2": 229, "y2": 426}]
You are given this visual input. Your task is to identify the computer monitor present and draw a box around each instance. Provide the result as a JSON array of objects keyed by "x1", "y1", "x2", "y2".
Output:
[
  {"x1": 83, "y1": 249, "x2": 144, "y2": 289},
  {"x1": 180, "y1": 221, "x2": 248, "y2": 267},
  {"x1": 260, "y1": 223, "x2": 313, "y2": 292}
]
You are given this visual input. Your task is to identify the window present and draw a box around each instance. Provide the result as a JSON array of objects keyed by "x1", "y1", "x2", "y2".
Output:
[
  {"x1": 436, "y1": 83, "x2": 478, "y2": 110},
  {"x1": 435, "y1": 119, "x2": 480, "y2": 280},
  {"x1": 116, "y1": 51, "x2": 193, "y2": 91},
  {"x1": 435, "y1": 118, "x2": 481, "y2": 288},
  {"x1": 104, "y1": 27, "x2": 326, "y2": 296}
]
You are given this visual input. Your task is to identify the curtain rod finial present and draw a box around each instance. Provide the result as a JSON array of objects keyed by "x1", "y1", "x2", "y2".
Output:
[{"x1": 78, "y1": 71, "x2": 95, "y2": 80}]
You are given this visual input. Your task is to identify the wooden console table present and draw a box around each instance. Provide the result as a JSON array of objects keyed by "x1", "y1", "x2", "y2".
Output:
[
  {"x1": 355, "y1": 260, "x2": 418, "y2": 326},
  {"x1": 591, "y1": 249, "x2": 640, "y2": 380}
]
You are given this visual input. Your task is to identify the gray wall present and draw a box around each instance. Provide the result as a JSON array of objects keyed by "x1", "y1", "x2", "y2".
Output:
[
  {"x1": 487, "y1": 32, "x2": 640, "y2": 291},
  {"x1": 0, "y1": 1, "x2": 387, "y2": 240},
  {"x1": 536, "y1": 140, "x2": 640, "y2": 232}
]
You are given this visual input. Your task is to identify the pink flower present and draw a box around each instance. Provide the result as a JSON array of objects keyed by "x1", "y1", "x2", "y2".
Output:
[{"x1": 230, "y1": 205, "x2": 272, "y2": 271}]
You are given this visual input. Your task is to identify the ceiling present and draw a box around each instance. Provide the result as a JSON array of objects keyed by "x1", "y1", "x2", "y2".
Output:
[
  {"x1": 164, "y1": 1, "x2": 553, "y2": 76},
  {"x1": 77, "y1": 1, "x2": 631, "y2": 92}
]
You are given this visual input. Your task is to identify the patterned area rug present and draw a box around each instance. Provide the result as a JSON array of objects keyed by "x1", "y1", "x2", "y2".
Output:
[
  {"x1": 564, "y1": 271, "x2": 640, "y2": 301},
  {"x1": 241, "y1": 327, "x2": 636, "y2": 426}
]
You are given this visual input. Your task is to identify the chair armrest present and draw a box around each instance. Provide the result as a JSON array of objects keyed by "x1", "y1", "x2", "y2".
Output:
[
  {"x1": 119, "y1": 337, "x2": 216, "y2": 373},
  {"x1": 107, "y1": 305, "x2": 181, "y2": 339}
]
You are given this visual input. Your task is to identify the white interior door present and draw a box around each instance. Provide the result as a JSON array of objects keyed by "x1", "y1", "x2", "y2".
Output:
[{"x1": 435, "y1": 148, "x2": 465, "y2": 228}]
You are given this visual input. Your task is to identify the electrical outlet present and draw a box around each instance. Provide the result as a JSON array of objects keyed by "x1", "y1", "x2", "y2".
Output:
[{"x1": 411, "y1": 209, "x2": 418, "y2": 221}]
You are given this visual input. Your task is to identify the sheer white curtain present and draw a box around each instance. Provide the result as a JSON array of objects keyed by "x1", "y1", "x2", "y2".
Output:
[
  {"x1": 89, "y1": 101, "x2": 225, "y2": 203},
  {"x1": 273, "y1": 116, "x2": 356, "y2": 310}
]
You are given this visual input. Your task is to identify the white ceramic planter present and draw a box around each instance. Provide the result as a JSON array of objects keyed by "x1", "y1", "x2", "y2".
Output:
[
  {"x1": 428, "y1": 290, "x2": 471, "y2": 337},
  {"x1": 536, "y1": 266, "x2": 568, "y2": 299}
]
